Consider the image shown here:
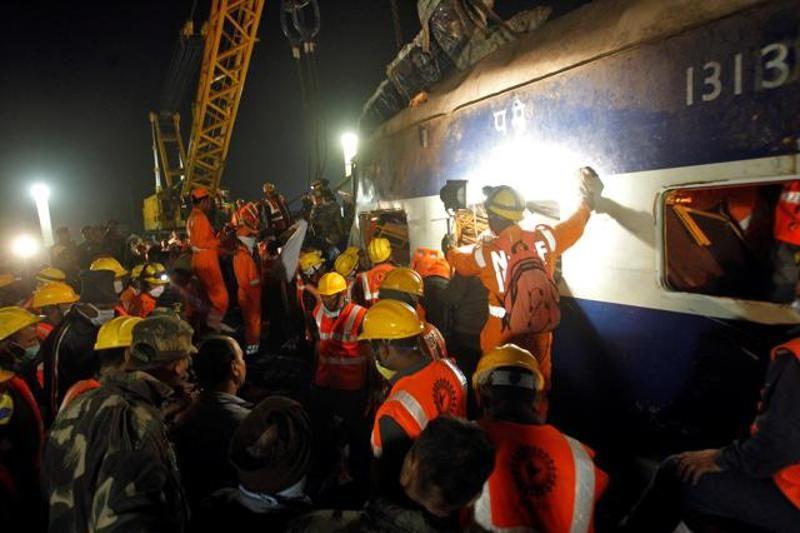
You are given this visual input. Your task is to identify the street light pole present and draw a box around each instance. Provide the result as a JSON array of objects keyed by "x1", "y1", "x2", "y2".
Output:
[{"x1": 31, "y1": 183, "x2": 53, "y2": 248}]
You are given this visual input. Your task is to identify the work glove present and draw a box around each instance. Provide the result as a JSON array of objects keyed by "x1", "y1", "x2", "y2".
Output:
[{"x1": 578, "y1": 166, "x2": 604, "y2": 211}]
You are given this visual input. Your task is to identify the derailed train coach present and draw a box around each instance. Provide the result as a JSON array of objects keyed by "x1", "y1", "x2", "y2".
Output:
[{"x1": 353, "y1": 0, "x2": 800, "y2": 455}]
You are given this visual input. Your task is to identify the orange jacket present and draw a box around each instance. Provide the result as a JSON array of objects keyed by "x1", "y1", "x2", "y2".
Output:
[
  {"x1": 421, "y1": 321, "x2": 447, "y2": 361},
  {"x1": 234, "y1": 243, "x2": 262, "y2": 346},
  {"x1": 371, "y1": 358, "x2": 467, "y2": 457},
  {"x1": 187, "y1": 207, "x2": 221, "y2": 253},
  {"x1": 775, "y1": 181, "x2": 800, "y2": 246},
  {"x1": 263, "y1": 195, "x2": 291, "y2": 234},
  {"x1": 474, "y1": 420, "x2": 608, "y2": 532},
  {"x1": 313, "y1": 302, "x2": 368, "y2": 391},
  {"x1": 119, "y1": 288, "x2": 156, "y2": 318},
  {"x1": 751, "y1": 339, "x2": 800, "y2": 509},
  {"x1": 358, "y1": 263, "x2": 396, "y2": 306},
  {"x1": 59, "y1": 378, "x2": 101, "y2": 413}
]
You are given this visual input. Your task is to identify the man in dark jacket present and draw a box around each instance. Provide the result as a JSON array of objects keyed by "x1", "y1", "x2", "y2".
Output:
[
  {"x1": 173, "y1": 335, "x2": 251, "y2": 508},
  {"x1": 44, "y1": 314, "x2": 195, "y2": 532},
  {"x1": 622, "y1": 338, "x2": 800, "y2": 532},
  {"x1": 41, "y1": 269, "x2": 118, "y2": 422}
]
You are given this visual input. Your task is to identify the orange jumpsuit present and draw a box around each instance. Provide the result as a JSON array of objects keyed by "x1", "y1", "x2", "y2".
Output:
[
  {"x1": 187, "y1": 207, "x2": 229, "y2": 327},
  {"x1": 446, "y1": 206, "x2": 590, "y2": 392},
  {"x1": 233, "y1": 241, "x2": 262, "y2": 351}
]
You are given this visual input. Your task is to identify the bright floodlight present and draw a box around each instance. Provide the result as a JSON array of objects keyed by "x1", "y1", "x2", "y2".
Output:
[
  {"x1": 30, "y1": 182, "x2": 54, "y2": 247},
  {"x1": 31, "y1": 182, "x2": 51, "y2": 201},
  {"x1": 341, "y1": 132, "x2": 359, "y2": 177},
  {"x1": 11, "y1": 234, "x2": 39, "y2": 259}
]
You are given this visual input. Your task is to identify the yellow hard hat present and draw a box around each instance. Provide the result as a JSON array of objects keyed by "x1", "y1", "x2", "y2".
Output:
[
  {"x1": 299, "y1": 250, "x2": 323, "y2": 275},
  {"x1": 367, "y1": 237, "x2": 392, "y2": 264},
  {"x1": 0, "y1": 306, "x2": 41, "y2": 342},
  {"x1": 485, "y1": 185, "x2": 526, "y2": 222},
  {"x1": 334, "y1": 252, "x2": 358, "y2": 278},
  {"x1": 90, "y1": 257, "x2": 129, "y2": 279},
  {"x1": 380, "y1": 267, "x2": 423, "y2": 297},
  {"x1": 343, "y1": 246, "x2": 360, "y2": 257},
  {"x1": 142, "y1": 263, "x2": 169, "y2": 285},
  {"x1": 36, "y1": 266, "x2": 66, "y2": 283},
  {"x1": 131, "y1": 263, "x2": 146, "y2": 280},
  {"x1": 472, "y1": 344, "x2": 544, "y2": 392},
  {"x1": 32, "y1": 282, "x2": 79, "y2": 308},
  {"x1": 0, "y1": 273, "x2": 19, "y2": 289},
  {"x1": 358, "y1": 300, "x2": 424, "y2": 341},
  {"x1": 318, "y1": 272, "x2": 348, "y2": 296},
  {"x1": 94, "y1": 316, "x2": 144, "y2": 351}
]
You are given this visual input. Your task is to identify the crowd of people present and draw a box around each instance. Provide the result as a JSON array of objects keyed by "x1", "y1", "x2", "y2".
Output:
[{"x1": 0, "y1": 171, "x2": 798, "y2": 532}]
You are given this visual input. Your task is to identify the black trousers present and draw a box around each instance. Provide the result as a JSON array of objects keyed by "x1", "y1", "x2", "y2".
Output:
[{"x1": 622, "y1": 455, "x2": 800, "y2": 533}]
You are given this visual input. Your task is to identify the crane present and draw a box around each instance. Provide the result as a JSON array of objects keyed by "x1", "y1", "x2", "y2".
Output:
[{"x1": 144, "y1": 0, "x2": 266, "y2": 232}]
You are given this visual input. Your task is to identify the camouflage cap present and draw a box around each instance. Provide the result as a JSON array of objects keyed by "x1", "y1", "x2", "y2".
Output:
[{"x1": 128, "y1": 315, "x2": 197, "y2": 370}]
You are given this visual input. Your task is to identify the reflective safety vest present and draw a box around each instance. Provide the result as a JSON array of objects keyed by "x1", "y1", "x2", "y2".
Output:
[
  {"x1": 371, "y1": 358, "x2": 467, "y2": 457},
  {"x1": 474, "y1": 420, "x2": 609, "y2": 533},
  {"x1": 264, "y1": 195, "x2": 290, "y2": 233},
  {"x1": 358, "y1": 263, "x2": 396, "y2": 306},
  {"x1": 35, "y1": 322, "x2": 54, "y2": 342},
  {"x1": 313, "y1": 302, "x2": 368, "y2": 391},
  {"x1": 421, "y1": 322, "x2": 447, "y2": 361},
  {"x1": 751, "y1": 339, "x2": 800, "y2": 509},
  {"x1": 775, "y1": 181, "x2": 800, "y2": 246}
]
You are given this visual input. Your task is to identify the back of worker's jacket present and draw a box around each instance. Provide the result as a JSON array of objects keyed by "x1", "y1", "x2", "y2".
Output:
[
  {"x1": 371, "y1": 358, "x2": 467, "y2": 457},
  {"x1": 774, "y1": 181, "x2": 800, "y2": 246},
  {"x1": 187, "y1": 207, "x2": 228, "y2": 322},
  {"x1": 233, "y1": 242, "x2": 262, "y2": 349},
  {"x1": 358, "y1": 263, "x2": 396, "y2": 306},
  {"x1": 313, "y1": 302, "x2": 367, "y2": 391},
  {"x1": 474, "y1": 420, "x2": 608, "y2": 533}
]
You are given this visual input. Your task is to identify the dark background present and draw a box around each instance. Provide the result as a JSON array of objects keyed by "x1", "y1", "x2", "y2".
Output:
[{"x1": 0, "y1": 0, "x2": 546, "y2": 241}]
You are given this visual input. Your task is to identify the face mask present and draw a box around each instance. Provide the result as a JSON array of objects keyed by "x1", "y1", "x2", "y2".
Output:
[
  {"x1": 89, "y1": 307, "x2": 115, "y2": 327},
  {"x1": 238, "y1": 236, "x2": 256, "y2": 251},
  {"x1": 149, "y1": 285, "x2": 165, "y2": 298},
  {"x1": 22, "y1": 343, "x2": 40, "y2": 363},
  {"x1": 114, "y1": 280, "x2": 124, "y2": 294},
  {"x1": 0, "y1": 392, "x2": 13, "y2": 426},
  {"x1": 375, "y1": 360, "x2": 397, "y2": 381}
]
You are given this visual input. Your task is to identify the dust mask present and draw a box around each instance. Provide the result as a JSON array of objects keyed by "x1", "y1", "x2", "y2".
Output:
[
  {"x1": 375, "y1": 360, "x2": 397, "y2": 381},
  {"x1": 89, "y1": 307, "x2": 115, "y2": 326},
  {"x1": 113, "y1": 280, "x2": 124, "y2": 294},
  {"x1": 149, "y1": 285, "x2": 165, "y2": 298}
]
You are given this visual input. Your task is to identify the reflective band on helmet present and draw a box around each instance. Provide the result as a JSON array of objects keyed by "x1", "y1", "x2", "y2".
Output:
[
  {"x1": 489, "y1": 305, "x2": 506, "y2": 318},
  {"x1": 566, "y1": 435, "x2": 595, "y2": 533},
  {"x1": 487, "y1": 370, "x2": 536, "y2": 390}
]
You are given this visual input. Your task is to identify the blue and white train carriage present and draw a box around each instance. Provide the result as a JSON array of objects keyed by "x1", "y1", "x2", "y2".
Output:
[{"x1": 353, "y1": 0, "x2": 800, "y2": 453}]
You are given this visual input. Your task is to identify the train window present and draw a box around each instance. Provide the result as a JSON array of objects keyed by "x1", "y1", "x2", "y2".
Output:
[
  {"x1": 662, "y1": 182, "x2": 785, "y2": 301},
  {"x1": 359, "y1": 209, "x2": 411, "y2": 265}
]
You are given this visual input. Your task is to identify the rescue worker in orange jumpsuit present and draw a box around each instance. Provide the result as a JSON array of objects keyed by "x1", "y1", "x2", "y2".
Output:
[
  {"x1": 138, "y1": 263, "x2": 169, "y2": 317},
  {"x1": 187, "y1": 187, "x2": 229, "y2": 329},
  {"x1": 445, "y1": 168, "x2": 604, "y2": 398},
  {"x1": 356, "y1": 237, "x2": 396, "y2": 307},
  {"x1": 772, "y1": 180, "x2": 800, "y2": 309},
  {"x1": 232, "y1": 202, "x2": 262, "y2": 355},
  {"x1": 334, "y1": 247, "x2": 361, "y2": 303},
  {"x1": 119, "y1": 264, "x2": 145, "y2": 316},
  {"x1": 359, "y1": 299, "x2": 467, "y2": 495},
  {"x1": 379, "y1": 267, "x2": 448, "y2": 361},
  {"x1": 261, "y1": 182, "x2": 291, "y2": 236},
  {"x1": 472, "y1": 344, "x2": 608, "y2": 532},
  {"x1": 310, "y1": 272, "x2": 370, "y2": 490},
  {"x1": 622, "y1": 337, "x2": 800, "y2": 532},
  {"x1": 410, "y1": 247, "x2": 451, "y2": 334}
]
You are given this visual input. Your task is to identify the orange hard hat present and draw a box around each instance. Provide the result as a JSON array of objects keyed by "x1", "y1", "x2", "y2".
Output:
[{"x1": 192, "y1": 187, "x2": 210, "y2": 200}]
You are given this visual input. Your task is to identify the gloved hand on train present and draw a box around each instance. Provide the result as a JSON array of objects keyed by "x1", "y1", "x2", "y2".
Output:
[{"x1": 578, "y1": 166, "x2": 604, "y2": 211}]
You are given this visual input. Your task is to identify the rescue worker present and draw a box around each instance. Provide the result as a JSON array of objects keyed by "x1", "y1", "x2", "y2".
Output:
[
  {"x1": 334, "y1": 247, "x2": 361, "y2": 303},
  {"x1": 772, "y1": 179, "x2": 800, "y2": 308},
  {"x1": 59, "y1": 316, "x2": 143, "y2": 411},
  {"x1": 44, "y1": 315, "x2": 193, "y2": 531},
  {"x1": 311, "y1": 272, "x2": 370, "y2": 491},
  {"x1": 308, "y1": 179, "x2": 346, "y2": 258},
  {"x1": 445, "y1": 168, "x2": 604, "y2": 398},
  {"x1": 136, "y1": 262, "x2": 169, "y2": 317},
  {"x1": 622, "y1": 337, "x2": 800, "y2": 532},
  {"x1": 0, "y1": 307, "x2": 46, "y2": 531},
  {"x1": 359, "y1": 299, "x2": 467, "y2": 491},
  {"x1": 119, "y1": 263, "x2": 145, "y2": 316},
  {"x1": 41, "y1": 270, "x2": 118, "y2": 421},
  {"x1": 410, "y1": 247, "x2": 451, "y2": 334},
  {"x1": 90, "y1": 256, "x2": 129, "y2": 297},
  {"x1": 187, "y1": 187, "x2": 229, "y2": 329},
  {"x1": 31, "y1": 282, "x2": 79, "y2": 342},
  {"x1": 472, "y1": 344, "x2": 609, "y2": 532},
  {"x1": 379, "y1": 267, "x2": 448, "y2": 361},
  {"x1": 0, "y1": 305, "x2": 45, "y2": 397},
  {"x1": 357, "y1": 237, "x2": 396, "y2": 307},
  {"x1": 297, "y1": 249, "x2": 325, "y2": 341},
  {"x1": 233, "y1": 203, "x2": 262, "y2": 355},
  {"x1": 261, "y1": 182, "x2": 291, "y2": 236}
]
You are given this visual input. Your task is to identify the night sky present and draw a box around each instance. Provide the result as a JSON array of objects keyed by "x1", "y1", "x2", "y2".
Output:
[{"x1": 0, "y1": 0, "x2": 420, "y2": 240}]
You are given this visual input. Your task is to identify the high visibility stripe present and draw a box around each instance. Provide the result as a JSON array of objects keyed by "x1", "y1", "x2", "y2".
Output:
[
  {"x1": 566, "y1": 435, "x2": 595, "y2": 533},
  {"x1": 342, "y1": 306, "x2": 360, "y2": 335},
  {"x1": 781, "y1": 191, "x2": 800, "y2": 204},
  {"x1": 441, "y1": 358, "x2": 467, "y2": 392},
  {"x1": 361, "y1": 273, "x2": 375, "y2": 301},
  {"x1": 489, "y1": 305, "x2": 506, "y2": 318},
  {"x1": 474, "y1": 246, "x2": 487, "y2": 268},
  {"x1": 318, "y1": 355, "x2": 367, "y2": 366},
  {"x1": 540, "y1": 226, "x2": 557, "y2": 253},
  {"x1": 248, "y1": 279, "x2": 260, "y2": 286},
  {"x1": 389, "y1": 390, "x2": 429, "y2": 433}
]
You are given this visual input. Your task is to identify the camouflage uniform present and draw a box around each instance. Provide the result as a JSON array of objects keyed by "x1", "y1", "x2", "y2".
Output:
[{"x1": 43, "y1": 315, "x2": 195, "y2": 532}]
